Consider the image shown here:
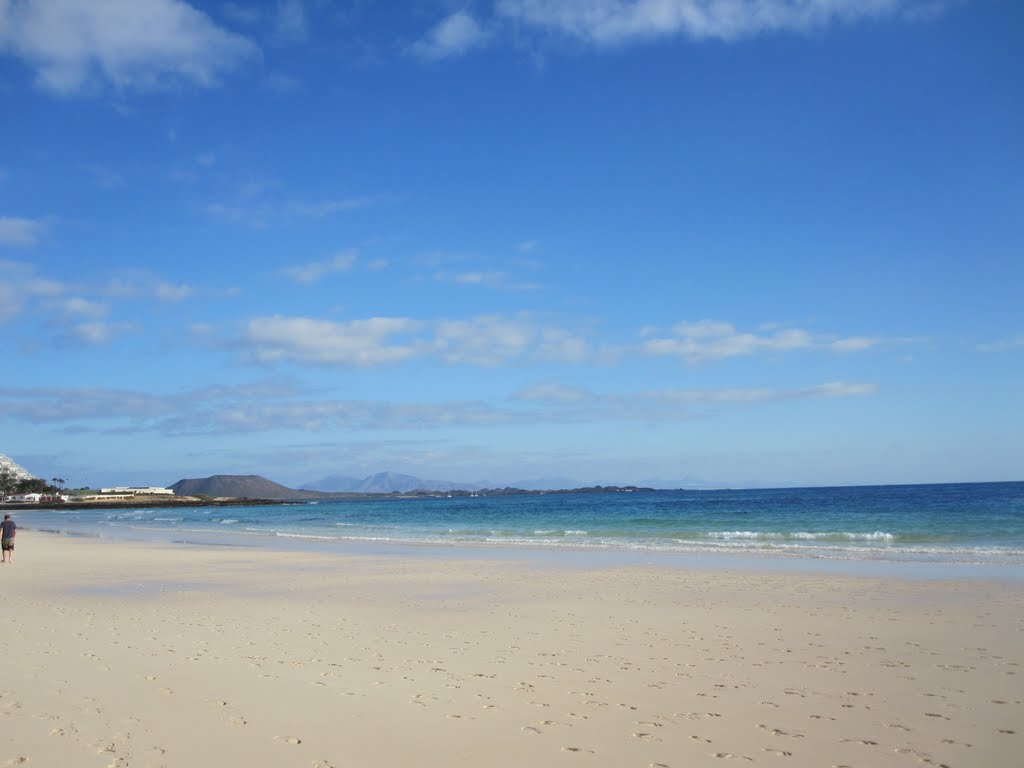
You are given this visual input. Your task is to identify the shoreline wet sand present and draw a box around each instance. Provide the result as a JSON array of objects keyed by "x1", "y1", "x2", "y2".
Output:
[{"x1": 1, "y1": 532, "x2": 1021, "y2": 767}]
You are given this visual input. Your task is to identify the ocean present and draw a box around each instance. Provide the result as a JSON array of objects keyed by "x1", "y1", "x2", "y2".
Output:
[{"x1": 14, "y1": 481, "x2": 1024, "y2": 570}]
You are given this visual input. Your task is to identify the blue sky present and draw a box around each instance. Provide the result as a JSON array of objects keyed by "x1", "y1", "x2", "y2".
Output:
[{"x1": 1, "y1": 0, "x2": 1021, "y2": 490}]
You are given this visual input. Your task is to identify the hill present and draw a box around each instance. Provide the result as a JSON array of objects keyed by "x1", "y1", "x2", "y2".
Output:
[{"x1": 170, "y1": 475, "x2": 326, "y2": 501}]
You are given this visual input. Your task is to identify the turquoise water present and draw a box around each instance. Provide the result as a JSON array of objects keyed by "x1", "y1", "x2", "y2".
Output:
[{"x1": 16, "y1": 481, "x2": 1024, "y2": 566}]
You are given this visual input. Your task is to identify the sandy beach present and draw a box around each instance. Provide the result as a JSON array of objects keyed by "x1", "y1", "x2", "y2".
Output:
[{"x1": 1, "y1": 533, "x2": 1021, "y2": 767}]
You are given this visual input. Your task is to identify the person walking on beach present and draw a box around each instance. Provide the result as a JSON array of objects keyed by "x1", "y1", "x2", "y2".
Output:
[{"x1": 1, "y1": 515, "x2": 15, "y2": 564}]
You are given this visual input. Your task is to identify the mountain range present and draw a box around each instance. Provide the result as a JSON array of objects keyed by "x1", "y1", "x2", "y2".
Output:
[
  {"x1": 301, "y1": 471, "x2": 584, "y2": 494},
  {"x1": 302, "y1": 471, "x2": 467, "y2": 494}
]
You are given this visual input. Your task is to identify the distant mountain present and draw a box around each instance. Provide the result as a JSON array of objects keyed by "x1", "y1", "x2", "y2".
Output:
[
  {"x1": 305, "y1": 471, "x2": 476, "y2": 494},
  {"x1": 355, "y1": 471, "x2": 468, "y2": 493},
  {"x1": 170, "y1": 475, "x2": 326, "y2": 501},
  {"x1": 302, "y1": 472, "x2": 361, "y2": 492},
  {"x1": 303, "y1": 471, "x2": 590, "y2": 493}
]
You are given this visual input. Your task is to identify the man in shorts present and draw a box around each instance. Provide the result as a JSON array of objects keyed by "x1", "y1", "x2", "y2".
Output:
[{"x1": 1, "y1": 515, "x2": 15, "y2": 563}]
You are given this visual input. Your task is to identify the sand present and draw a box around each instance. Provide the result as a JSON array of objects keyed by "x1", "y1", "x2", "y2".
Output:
[{"x1": 0, "y1": 534, "x2": 1021, "y2": 767}]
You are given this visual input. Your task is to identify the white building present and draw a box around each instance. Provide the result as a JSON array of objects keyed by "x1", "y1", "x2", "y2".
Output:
[
  {"x1": 100, "y1": 486, "x2": 175, "y2": 496},
  {"x1": 6, "y1": 493, "x2": 42, "y2": 503},
  {"x1": 0, "y1": 455, "x2": 36, "y2": 482}
]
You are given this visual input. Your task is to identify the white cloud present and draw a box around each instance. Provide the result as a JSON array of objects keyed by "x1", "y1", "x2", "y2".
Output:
[
  {"x1": 284, "y1": 250, "x2": 358, "y2": 283},
  {"x1": 0, "y1": 258, "x2": 66, "y2": 321},
  {"x1": 434, "y1": 314, "x2": 535, "y2": 366},
  {"x1": 433, "y1": 269, "x2": 541, "y2": 292},
  {"x1": 0, "y1": 260, "x2": 205, "y2": 342},
  {"x1": 978, "y1": 335, "x2": 1024, "y2": 352},
  {"x1": 829, "y1": 336, "x2": 880, "y2": 353},
  {"x1": 289, "y1": 198, "x2": 372, "y2": 217},
  {"x1": 0, "y1": 0, "x2": 257, "y2": 94},
  {"x1": 273, "y1": 0, "x2": 306, "y2": 43},
  {"x1": 237, "y1": 312, "x2": 896, "y2": 369},
  {"x1": 513, "y1": 383, "x2": 593, "y2": 403},
  {"x1": 537, "y1": 328, "x2": 590, "y2": 362},
  {"x1": 67, "y1": 320, "x2": 134, "y2": 344},
  {"x1": 206, "y1": 194, "x2": 372, "y2": 227},
  {"x1": 516, "y1": 380, "x2": 875, "y2": 406},
  {"x1": 413, "y1": 11, "x2": 489, "y2": 60},
  {"x1": 243, "y1": 315, "x2": 424, "y2": 366},
  {"x1": 0, "y1": 215, "x2": 47, "y2": 246},
  {"x1": 454, "y1": 271, "x2": 502, "y2": 285},
  {"x1": 154, "y1": 282, "x2": 194, "y2": 302},
  {"x1": 430, "y1": 315, "x2": 590, "y2": 366},
  {"x1": 205, "y1": 201, "x2": 271, "y2": 227},
  {"x1": 53, "y1": 296, "x2": 108, "y2": 318},
  {"x1": 651, "y1": 381, "x2": 877, "y2": 402},
  {"x1": 672, "y1": 319, "x2": 737, "y2": 339},
  {"x1": 0, "y1": 375, "x2": 876, "y2": 437},
  {"x1": 104, "y1": 274, "x2": 197, "y2": 302},
  {"x1": 238, "y1": 312, "x2": 591, "y2": 368},
  {"x1": 435, "y1": 270, "x2": 509, "y2": 287},
  {"x1": 496, "y1": 0, "x2": 931, "y2": 45},
  {"x1": 642, "y1": 320, "x2": 883, "y2": 362}
]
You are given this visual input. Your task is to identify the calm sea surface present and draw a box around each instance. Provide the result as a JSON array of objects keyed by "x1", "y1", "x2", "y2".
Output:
[{"x1": 15, "y1": 482, "x2": 1024, "y2": 568}]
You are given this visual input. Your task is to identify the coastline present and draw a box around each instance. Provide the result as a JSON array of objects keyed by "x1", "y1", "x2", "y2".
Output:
[
  {"x1": 10, "y1": 480, "x2": 1024, "y2": 576},
  {"x1": 0, "y1": 497, "x2": 285, "y2": 511},
  {"x1": 1, "y1": 532, "x2": 1021, "y2": 767}
]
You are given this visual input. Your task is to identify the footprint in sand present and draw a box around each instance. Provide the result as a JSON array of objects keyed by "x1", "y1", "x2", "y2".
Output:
[
  {"x1": 274, "y1": 736, "x2": 302, "y2": 745},
  {"x1": 941, "y1": 738, "x2": 973, "y2": 747},
  {"x1": 521, "y1": 726, "x2": 541, "y2": 735}
]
